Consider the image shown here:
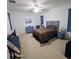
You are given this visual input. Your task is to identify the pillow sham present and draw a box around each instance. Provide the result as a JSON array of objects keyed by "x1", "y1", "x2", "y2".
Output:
[{"x1": 47, "y1": 25, "x2": 57, "y2": 29}]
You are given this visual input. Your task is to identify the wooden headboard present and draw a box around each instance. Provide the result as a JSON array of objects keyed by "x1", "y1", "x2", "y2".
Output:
[{"x1": 46, "y1": 21, "x2": 59, "y2": 30}]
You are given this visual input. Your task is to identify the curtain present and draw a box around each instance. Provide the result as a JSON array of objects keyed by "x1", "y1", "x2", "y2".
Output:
[
  {"x1": 8, "y1": 12, "x2": 12, "y2": 30},
  {"x1": 40, "y1": 16, "x2": 44, "y2": 26},
  {"x1": 67, "y1": 9, "x2": 71, "y2": 32}
]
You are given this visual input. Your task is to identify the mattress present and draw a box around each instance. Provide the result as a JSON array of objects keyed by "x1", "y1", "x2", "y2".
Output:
[{"x1": 33, "y1": 28, "x2": 57, "y2": 43}]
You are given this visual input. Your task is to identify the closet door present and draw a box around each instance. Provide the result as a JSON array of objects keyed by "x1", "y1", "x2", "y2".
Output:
[{"x1": 67, "y1": 9, "x2": 71, "y2": 32}]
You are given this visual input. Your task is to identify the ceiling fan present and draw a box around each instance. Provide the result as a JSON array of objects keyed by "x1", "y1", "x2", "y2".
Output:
[
  {"x1": 32, "y1": 0, "x2": 44, "y2": 13},
  {"x1": 9, "y1": 0, "x2": 45, "y2": 13}
]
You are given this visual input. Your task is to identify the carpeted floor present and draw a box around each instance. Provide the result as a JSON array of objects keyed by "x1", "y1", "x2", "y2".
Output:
[{"x1": 19, "y1": 33, "x2": 68, "y2": 59}]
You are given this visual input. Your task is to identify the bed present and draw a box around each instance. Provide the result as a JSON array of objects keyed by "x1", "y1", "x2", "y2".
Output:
[
  {"x1": 33, "y1": 21, "x2": 59, "y2": 43},
  {"x1": 33, "y1": 26, "x2": 58, "y2": 43}
]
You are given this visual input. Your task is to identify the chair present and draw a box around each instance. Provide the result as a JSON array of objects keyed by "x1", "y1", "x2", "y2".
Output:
[
  {"x1": 7, "y1": 46, "x2": 20, "y2": 59},
  {"x1": 7, "y1": 40, "x2": 21, "y2": 59}
]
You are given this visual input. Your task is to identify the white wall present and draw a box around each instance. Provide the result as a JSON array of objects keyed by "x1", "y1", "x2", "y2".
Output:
[
  {"x1": 10, "y1": 12, "x2": 40, "y2": 34},
  {"x1": 41, "y1": 3, "x2": 71, "y2": 30}
]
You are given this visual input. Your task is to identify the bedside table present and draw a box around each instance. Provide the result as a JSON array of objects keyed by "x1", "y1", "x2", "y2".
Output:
[{"x1": 58, "y1": 31, "x2": 65, "y2": 39}]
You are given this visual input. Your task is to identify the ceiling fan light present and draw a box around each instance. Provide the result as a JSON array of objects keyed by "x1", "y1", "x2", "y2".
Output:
[{"x1": 33, "y1": 7, "x2": 42, "y2": 13}]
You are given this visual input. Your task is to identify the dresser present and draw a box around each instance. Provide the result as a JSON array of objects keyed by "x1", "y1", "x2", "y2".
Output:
[{"x1": 26, "y1": 26, "x2": 34, "y2": 33}]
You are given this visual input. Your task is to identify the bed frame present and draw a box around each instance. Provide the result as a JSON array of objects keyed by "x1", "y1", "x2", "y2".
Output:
[{"x1": 33, "y1": 21, "x2": 59, "y2": 43}]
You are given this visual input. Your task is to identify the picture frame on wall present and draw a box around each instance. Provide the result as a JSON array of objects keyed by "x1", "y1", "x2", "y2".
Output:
[{"x1": 25, "y1": 19, "x2": 32, "y2": 24}]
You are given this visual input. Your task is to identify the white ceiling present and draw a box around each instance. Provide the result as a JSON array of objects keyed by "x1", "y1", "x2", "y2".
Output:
[{"x1": 7, "y1": 0, "x2": 71, "y2": 13}]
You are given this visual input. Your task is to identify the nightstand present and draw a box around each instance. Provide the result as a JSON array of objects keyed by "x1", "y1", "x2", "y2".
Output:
[{"x1": 58, "y1": 31, "x2": 65, "y2": 39}]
